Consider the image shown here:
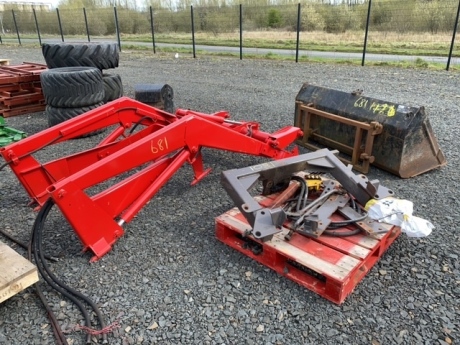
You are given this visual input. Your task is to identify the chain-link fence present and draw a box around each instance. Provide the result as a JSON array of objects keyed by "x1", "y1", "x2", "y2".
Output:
[{"x1": 1, "y1": 0, "x2": 459, "y2": 69}]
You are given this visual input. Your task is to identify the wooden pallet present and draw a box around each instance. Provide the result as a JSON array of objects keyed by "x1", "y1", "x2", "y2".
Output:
[
  {"x1": 0, "y1": 63, "x2": 47, "y2": 76},
  {"x1": 0, "y1": 241, "x2": 39, "y2": 303},
  {"x1": 215, "y1": 206, "x2": 401, "y2": 304},
  {"x1": 0, "y1": 63, "x2": 47, "y2": 117},
  {"x1": 0, "y1": 90, "x2": 44, "y2": 108},
  {"x1": 0, "y1": 103, "x2": 46, "y2": 117},
  {"x1": 0, "y1": 81, "x2": 40, "y2": 93},
  {"x1": 0, "y1": 63, "x2": 47, "y2": 84}
]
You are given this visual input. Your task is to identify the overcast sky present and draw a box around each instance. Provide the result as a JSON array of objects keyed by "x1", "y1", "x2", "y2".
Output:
[{"x1": 0, "y1": 0, "x2": 57, "y2": 6}]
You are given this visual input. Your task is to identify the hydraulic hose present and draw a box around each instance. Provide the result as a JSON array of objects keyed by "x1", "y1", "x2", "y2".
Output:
[{"x1": 31, "y1": 198, "x2": 108, "y2": 344}]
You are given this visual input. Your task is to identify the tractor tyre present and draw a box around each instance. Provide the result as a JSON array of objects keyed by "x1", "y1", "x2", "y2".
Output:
[
  {"x1": 42, "y1": 42, "x2": 119, "y2": 70},
  {"x1": 40, "y1": 67, "x2": 104, "y2": 108},
  {"x1": 103, "y1": 73, "x2": 123, "y2": 103},
  {"x1": 46, "y1": 102, "x2": 105, "y2": 137}
]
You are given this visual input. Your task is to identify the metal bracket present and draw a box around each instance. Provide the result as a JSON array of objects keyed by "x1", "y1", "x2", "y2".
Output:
[
  {"x1": 295, "y1": 102, "x2": 383, "y2": 174},
  {"x1": 221, "y1": 148, "x2": 394, "y2": 242},
  {"x1": 299, "y1": 192, "x2": 350, "y2": 238}
]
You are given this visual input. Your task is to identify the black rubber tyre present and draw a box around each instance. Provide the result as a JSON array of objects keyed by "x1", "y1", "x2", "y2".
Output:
[
  {"x1": 46, "y1": 103, "x2": 105, "y2": 137},
  {"x1": 134, "y1": 84, "x2": 174, "y2": 113},
  {"x1": 134, "y1": 84, "x2": 174, "y2": 103},
  {"x1": 103, "y1": 73, "x2": 123, "y2": 103},
  {"x1": 40, "y1": 67, "x2": 104, "y2": 108},
  {"x1": 42, "y1": 42, "x2": 119, "y2": 70}
]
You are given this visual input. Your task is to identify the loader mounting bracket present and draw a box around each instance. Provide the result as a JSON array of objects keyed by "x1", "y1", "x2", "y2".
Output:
[
  {"x1": 295, "y1": 102, "x2": 382, "y2": 174},
  {"x1": 221, "y1": 148, "x2": 394, "y2": 242}
]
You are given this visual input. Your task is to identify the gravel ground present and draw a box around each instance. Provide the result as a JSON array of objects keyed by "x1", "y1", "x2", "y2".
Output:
[{"x1": 0, "y1": 46, "x2": 459, "y2": 345}]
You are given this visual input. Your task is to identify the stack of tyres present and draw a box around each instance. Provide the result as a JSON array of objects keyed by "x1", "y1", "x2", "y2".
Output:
[
  {"x1": 40, "y1": 67, "x2": 104, "y2": 131},
  {"x1": 40, "y1": 42, "x2": 123, "y2": 133}
]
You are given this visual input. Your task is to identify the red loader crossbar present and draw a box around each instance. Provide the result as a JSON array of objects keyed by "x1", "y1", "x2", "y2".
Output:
[{"x1": 1, "y1": 97, "x2": 302, "y2": 261}]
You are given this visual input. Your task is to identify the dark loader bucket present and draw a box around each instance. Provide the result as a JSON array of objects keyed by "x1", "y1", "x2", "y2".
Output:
[{"x1": 294, "y1": 83, "x2": 446, "y2": 178}]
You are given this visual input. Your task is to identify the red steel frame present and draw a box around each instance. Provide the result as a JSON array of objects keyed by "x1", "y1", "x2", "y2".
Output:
[{"x1": 1, "y1": 97, "x2": 302, "y2": 261}]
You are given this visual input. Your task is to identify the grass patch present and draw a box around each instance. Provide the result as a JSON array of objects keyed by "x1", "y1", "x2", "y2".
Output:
[
  {"x1": 2, "y1": 30, "x2": 458, "y2": 71},
  {"x1": 120, "y1": 43, "x2": 453, "y2": 71},
  {"x1": 122, "y1": 44, "x2": 151, "y2": 51},
  {"x1": 2, "y1": 30, "x2": 460, "y2": 58},
  {"x1": 118, "y1": 30, "x2": 460, "y2": 57}
]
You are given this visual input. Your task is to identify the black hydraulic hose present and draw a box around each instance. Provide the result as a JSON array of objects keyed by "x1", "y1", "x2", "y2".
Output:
[
  {"x1": 28, "y1": 216, "x2": 68, "y2": 345},
  {"x1": 290, "y1": 176, "x2": 308, "y2": 212},
  {"x1": 328, "y1": 212, "x2": 368, "y2": 228},
  {"x1": 34, "y1": 283, "x2": 67, "y2": 345},
  {"x1": 38, "y1": 229, "x2": 107, "y2": 342},
  {"x1": 328, "y1": 193, "x2": 368, "y2": 228},
  {"x1": 129, "y1": 115, "x2": 153, "y2": 134},
  {"x1": 0, "y1": 134, "x2": 63, "y2": 171},
  {"x1": 0, "y1": 161, "x2": 9, "y2": 171},
  {"x1": 349, "y1": 194, "x2": 357, "y2": 210},
  {"x1": 32, "y1": 200, "x2": 93, "y2": 344},
  {"x1": 0, "y1": 228, "x2": 58, "y2": 262},
  {"x1": 34, "y1": 199, "x2": 109, "y2": 344}
]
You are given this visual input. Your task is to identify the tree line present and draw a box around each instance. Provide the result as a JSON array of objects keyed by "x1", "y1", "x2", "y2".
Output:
[{"x1": 0, "y1": 0, "x2": 455, "y2": 37}]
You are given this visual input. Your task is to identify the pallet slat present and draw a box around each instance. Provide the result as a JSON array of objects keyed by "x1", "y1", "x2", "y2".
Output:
[
  {"x1": 0, "y1": 241, "x2": 39, "y2": 303},
  {"x1": 0, "y1": 63, "x2": 47, "y2": 85},
  {"x1": 0, "y1": 63, "x2": 47, "y2": 75},
  {"x1": 215, "y1": 206, "x2": 401, "y2": 304},
  {"x1": 0, "y1": 81, "x2": 41, "y2": 93},
  {"x1": 229, "y1": 210, "x2": 361, "y2": 277},
  {"x1": 0, "y1": 92, "x2": 45, "y2": 107},
  {"x1": 0, "y1": 103, "x2": 46, "y2": 117}
]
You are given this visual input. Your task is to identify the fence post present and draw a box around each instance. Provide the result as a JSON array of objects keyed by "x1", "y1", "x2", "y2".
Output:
[
  {"x1": 56, "y1": 8, "x2": 64, "y2": 42},
  {"x1": 362, "y1": 0, "x2": 372, "y2": 66},
  {"x1": 114, "y1": 6, "x2": 121, "y2": 51},
  {"x1": 11, "y1": 10, "x2": 21, "y2": 45},
  {"x1": 150, "y1": 6, "x2": 156, "y2": 54},
  {"x1": 83, "y1": 8, "x2": 90, "y2": 42},
  {"x1": 295, "y1": 3, "x2": 301, "y2": 63},
  {"x1": 33, "y1": 8, "x2": 42, "y2": 46},
  {"x1": 239, "y1": 4, "x2": 243, "y2": 60},
  {"x1": 191, "y1": 5, "x2": 196, "y2": 58},
  {"x1": 447, "y1": 0, "x2": 460, "y2": 71}
]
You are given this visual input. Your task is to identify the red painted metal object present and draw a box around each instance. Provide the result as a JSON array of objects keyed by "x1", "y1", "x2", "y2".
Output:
[
  {"x1": 1, "y1": 97, "x2": 302, "y2": 261},
  {"x1": 0, "y1": 63, "x2": 47, "y2": 117},
  {"x1": 0, "y1": 62, "x2": 47, "y2": 84},
  {"x1": 215, "y1": 196, "x2": 401, "y2": 304}
]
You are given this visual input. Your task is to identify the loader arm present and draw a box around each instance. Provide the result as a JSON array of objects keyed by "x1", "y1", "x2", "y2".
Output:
[{"x1": 1, "y1": 97, "x2": 302, "y2": 261}]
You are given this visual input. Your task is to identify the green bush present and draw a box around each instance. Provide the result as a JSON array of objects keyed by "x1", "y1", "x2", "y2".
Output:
[
  {"x1": 319, "y1": 4, "x2": 360, "y2": 33},
  {"x1": 267, "y1": 8, "x2": 282, "y2": 28},
  {"x1": 378, "y1": 0, "x2": 416, "y2": 32},
  {"x1": 370, "y1": 1, "x2": 394, "y2": 28},
  {"x1": 412, "y1": 0, "x2": 455, "y2": 34},
  {"x1": 301, "y1": 4, "x2": 325, "y2": 31},
  {"x1": 195, "y1": 6, "x2": 238, "y2": 35}
]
